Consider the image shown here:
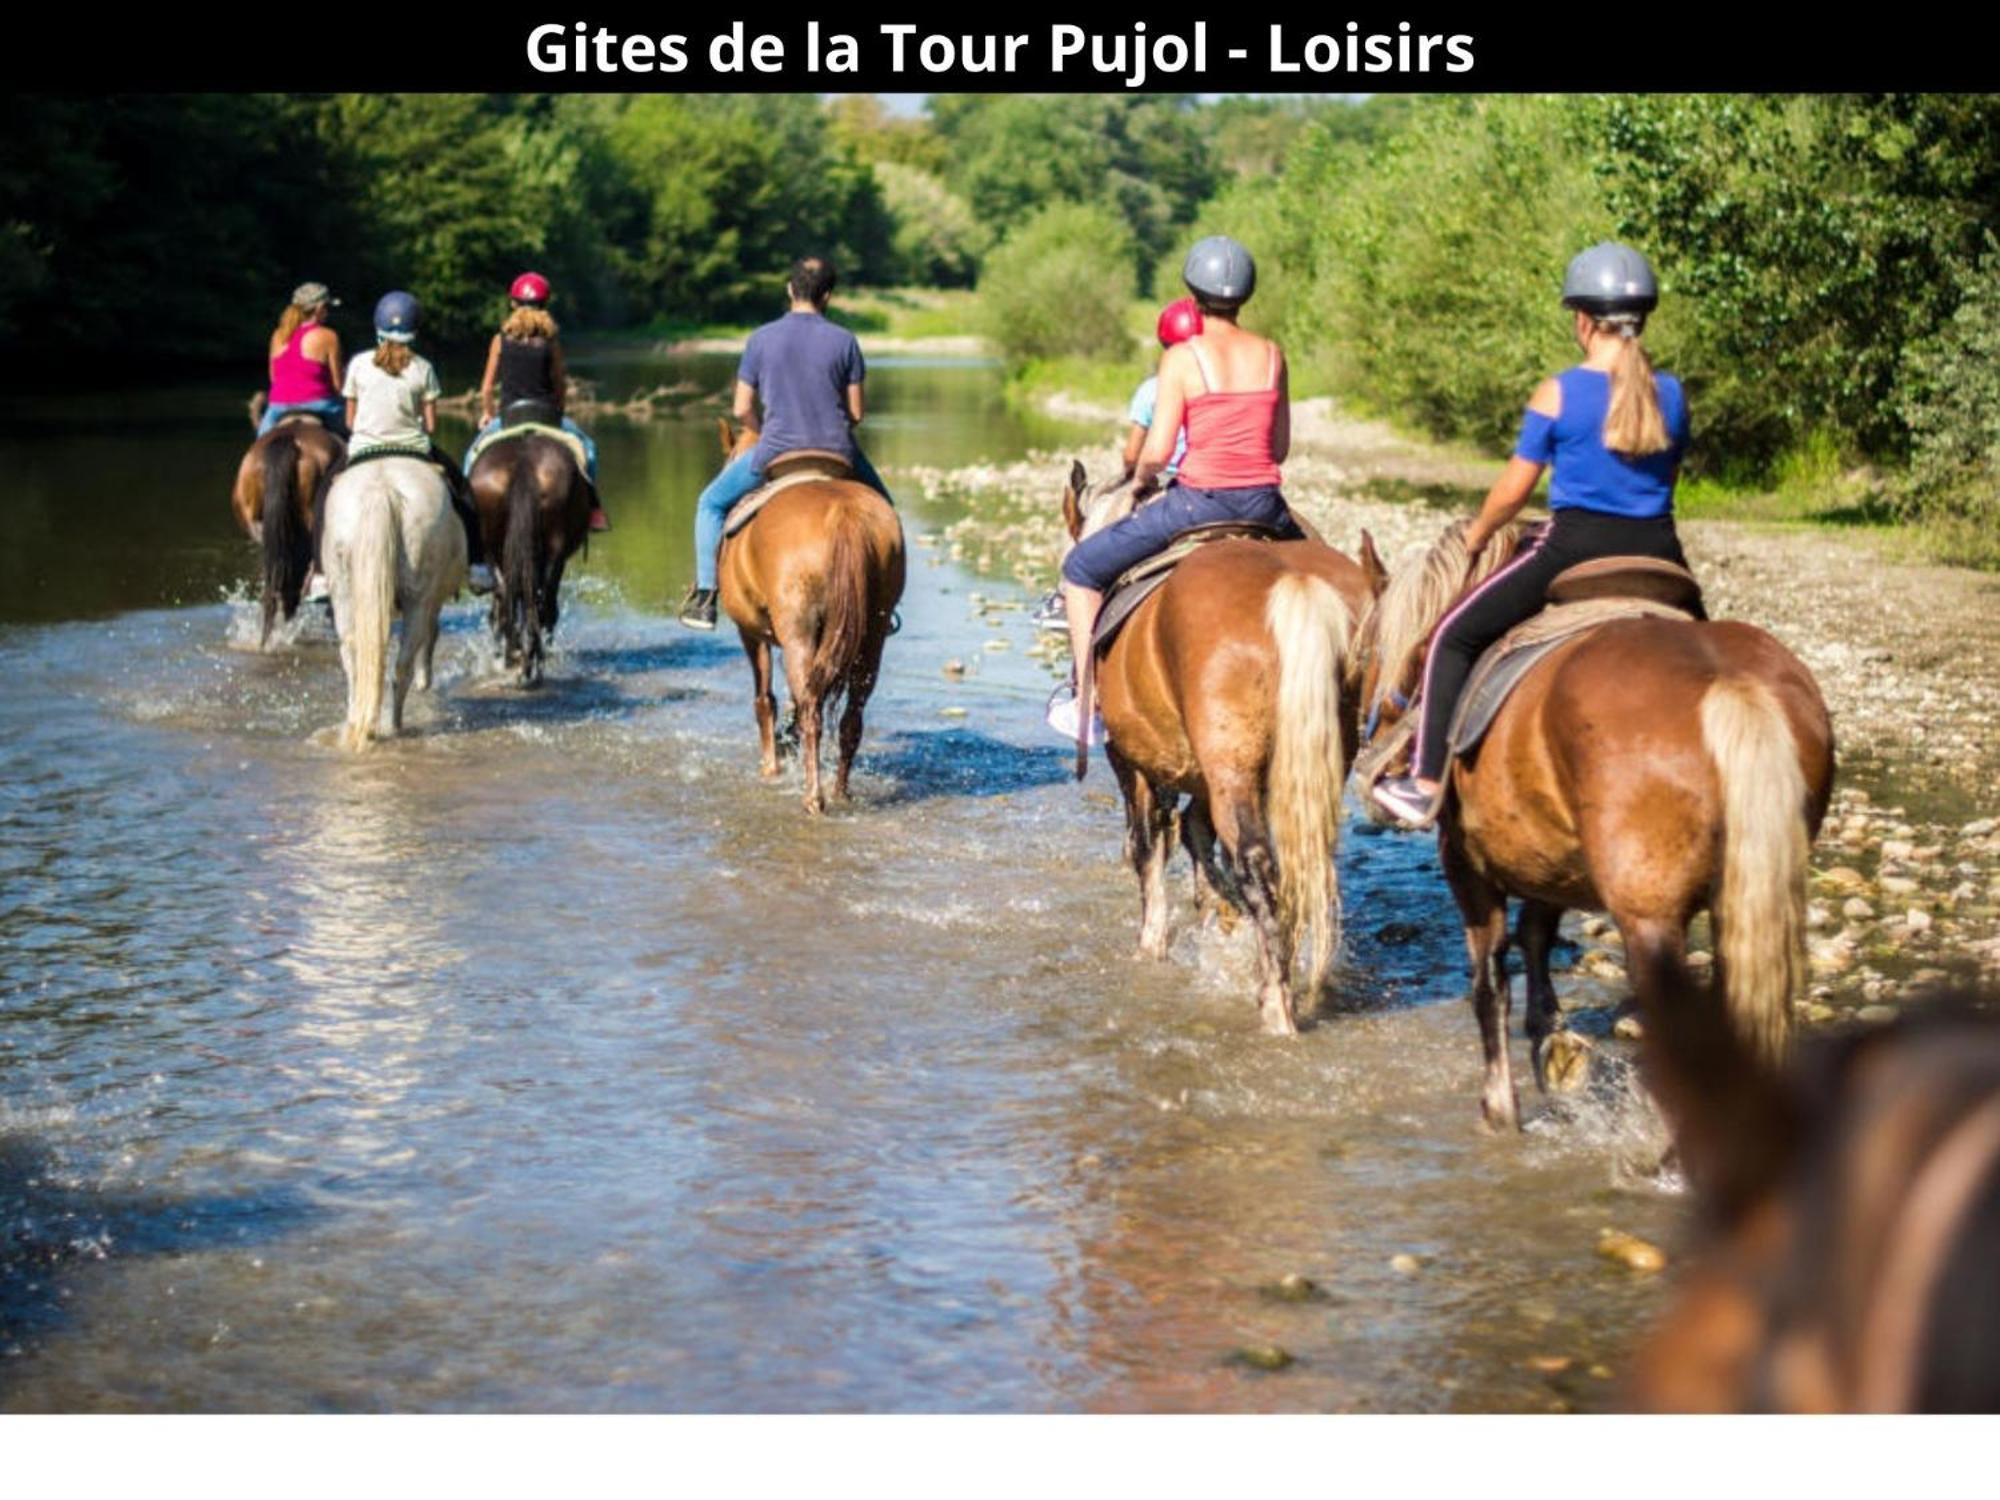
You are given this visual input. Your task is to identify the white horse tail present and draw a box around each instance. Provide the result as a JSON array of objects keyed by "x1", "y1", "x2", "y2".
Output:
[
  {"x1": 1265, "y1": 570, "x2": 1352, "y2": 991},
  {"x1": 342, "y1": 485, "x2": 400, "y2": 751},
  {"x1": 1700, "y1": 675, "x2": 1808, "y2": 1065}
]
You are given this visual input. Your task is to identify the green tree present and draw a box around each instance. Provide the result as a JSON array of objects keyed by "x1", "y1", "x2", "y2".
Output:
[{"x1": 977, "y1": 201, "x2": 1137, "y2": 365}]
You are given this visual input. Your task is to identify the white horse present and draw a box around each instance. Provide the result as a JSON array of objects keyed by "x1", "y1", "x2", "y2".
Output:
[{"x1": 321, "y1": 456, "x2": 467, "y2": 750}]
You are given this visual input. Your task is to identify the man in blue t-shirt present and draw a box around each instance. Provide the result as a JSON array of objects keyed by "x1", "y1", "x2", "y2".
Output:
[{"x1": 678, "y1": 256, "x2": 893, "y2": 630}]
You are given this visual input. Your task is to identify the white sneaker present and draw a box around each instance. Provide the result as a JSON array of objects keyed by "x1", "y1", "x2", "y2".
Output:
[
  {"x1": 468, "y1": 564, "x2": 497, "y2": 595},
  {"x1": 1045, "y1": 684, "x2": 1105, "y2": 745}
]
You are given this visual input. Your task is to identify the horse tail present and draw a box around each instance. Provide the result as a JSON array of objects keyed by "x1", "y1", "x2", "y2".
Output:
[
  {"x1": 1700, "y1": 675, "x2": 1809, "y2": 1066},
  {"x1": 341, "y1": 483, "x2": 399, "y2": 752},
  {"x1": 1264, "y1": 570, "x2": 1353, "y2": 990},
  {"x1": 258, "y1": 430, "x2": 310, "y2": 646},
  {"x1": 806, "y1": 495, "x2": 873, "y2": 722},
  {"x1": 502, "y1": 449, "x2": 543, "y2": 680}
]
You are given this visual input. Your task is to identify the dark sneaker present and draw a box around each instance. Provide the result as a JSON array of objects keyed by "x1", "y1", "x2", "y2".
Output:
[
  {"x1": 1370, "y1": 775, "x2": 1441, "y2": 829},
  {"x1": 678, "y1": 586, "x2": 719, "y2": 631},
  {"x1": 1032, "y1": 588, "x2": 1068, "y2": 636},
  {"x1": 588, "y1": 505, "x2": 611, "y2": 534}
]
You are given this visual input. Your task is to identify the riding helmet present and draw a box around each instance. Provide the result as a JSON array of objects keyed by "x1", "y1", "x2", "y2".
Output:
[
  {"x1": 1155, "y1": 296, "x2": 1204, "y2": 348},
  {"x1": 374, "y1": 290, "x2": 422, "y2": 343},
  {"x1": 510, "y1": 272, "x2": 551, "y2": 306},
  {"x1": 1182, "y1": 235, "x2": 1256, "y2": 306},
  {"x1": 1561, "y1": 242, "x2": 1659, "y2": 317}
]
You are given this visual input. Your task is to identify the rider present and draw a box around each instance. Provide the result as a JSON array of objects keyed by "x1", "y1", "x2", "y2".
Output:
[
  {"x1": 342, "y1": 291, "x2": 490, "y2": 590},
  {"x1": 1032, "y1": 296, "x2": 1203, "y2": 634},
  {"x1": 467, "y1": 272, "x2": 611, "y2": 535},
  {"x1": 259, "y1": 282, "x2": 347, "y2": 437},
  {"x1": 1369, "y1": 242, "x2": 1696, "y2": 828},
  {"x1": 676, "y1": 255, "x2": 893, "y2": 631},
  {"x1": 1048, "y1": 236, "x2": 1304, "y2": 740}
]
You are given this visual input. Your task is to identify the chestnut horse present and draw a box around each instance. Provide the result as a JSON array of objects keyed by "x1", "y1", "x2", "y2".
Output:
[
  {"x1": 1353, "y1": 518, "x2": 1835, "y2": 1151},
  {"x1": 1061, "y1": 464, "x2": 1370, "y2": 1035},
  {"x1": 713, "y1": 420, "x2": 905, "y2": 813},
  {"x1": 229, "y1": 418, "x2": 345, "y2": 647},
  {"x1": 469, "y1": 433, "x2": 592, "y2": 685}
]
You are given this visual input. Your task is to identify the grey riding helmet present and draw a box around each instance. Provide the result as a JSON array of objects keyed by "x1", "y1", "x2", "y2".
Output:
[
  {"x1": 1561, "y1": 242, "x2": 1658, "y2": 316},
  {"x1": 1183, "y1": 235, "x2": 1256, "y2": 306}
]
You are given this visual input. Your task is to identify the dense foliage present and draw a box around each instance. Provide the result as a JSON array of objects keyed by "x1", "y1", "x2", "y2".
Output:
[{"x1": 975, "y1": 202, "x2": 1136, "y2": 363}]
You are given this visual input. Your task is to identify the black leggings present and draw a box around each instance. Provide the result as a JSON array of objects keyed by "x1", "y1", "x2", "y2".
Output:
[{"x1": 1414, "y1": 510, "x2": 1694, "y2": 781}]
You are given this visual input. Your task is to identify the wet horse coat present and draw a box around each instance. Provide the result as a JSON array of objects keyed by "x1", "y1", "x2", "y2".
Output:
[
  {"x1": 469, "y1": 432, "x2": 592, "y2": 685},
  {"x1": 230, "y1": 418, "x2": 345, "y2": 647}
]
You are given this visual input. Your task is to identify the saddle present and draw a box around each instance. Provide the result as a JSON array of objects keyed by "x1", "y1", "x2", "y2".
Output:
[
  {"x1": 722, "y1": 449, "x2": 857, "y2": 538},
  {"x1": 1090, "y1": 521, "x2": 1286, "y2": 656},
  {"x1": 1445, "y1": 557, "x2": 1705, "y2": 757},
  {"x1": 465, "y1": 419, "x2": 591, "y2": 476}
]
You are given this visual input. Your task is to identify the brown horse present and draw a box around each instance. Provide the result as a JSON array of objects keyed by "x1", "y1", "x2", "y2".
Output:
[
  {"x1": 1061, "y1": 464, "x2": 1370, "y2": 1035},
  {"x1": 1631, "y1": 984, "x2": 2000, "y2": 1413},
  {"x1": 714, "y1": 420, "x2": 905, "y2": 813},
  {"x1": 469, "y1": 433, "x2": 592, "y2": 685},
  {"x1": 1353, "y1": 518, "x2": 1835, "y2": 1150},
  {"x1": 230, "y1": 417, "x2": 345, "y2": 647}
]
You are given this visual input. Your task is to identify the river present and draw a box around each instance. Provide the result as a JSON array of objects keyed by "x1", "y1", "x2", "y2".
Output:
[{"x1": 0, "y1": 348, "x2": 1683, "y2": 1412}]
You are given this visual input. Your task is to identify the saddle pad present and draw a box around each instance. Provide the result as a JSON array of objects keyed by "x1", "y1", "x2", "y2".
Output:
[
  {"x1": 722, "y1": 463, "x2": 854, "y2": 539},
  {"x1": 344, "y1": 439, "x2": 435, "y2": 469},
  {"x1": 1446, "y1": 597, "x2": 1695, "y2": 757},
  {"x1": 1090, "y1": 523, "x2": 1284, "y2": 656},
  {"x1": 466, "y1": 421, "x2": 590, "y2": 475}
]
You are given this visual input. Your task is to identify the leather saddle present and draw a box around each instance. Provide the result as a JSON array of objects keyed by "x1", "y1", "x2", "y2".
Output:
[
  {"x1": 723, "y1": 449, "x2": 858, "y2": 538},
  {"x1": 503, "y1": 397, "x2": 562, "y2": 428},
  {"x1": 1090, "y1": 520, "x2": 1286, "y2": 655}
]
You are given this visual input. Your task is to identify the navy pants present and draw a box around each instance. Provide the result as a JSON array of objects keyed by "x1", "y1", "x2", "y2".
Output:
[
  {"x1": 1413, "y1": 509, "x2": 1694, "y2": 781},
  {"x1": 1061, "y1": 484, "x2": 1301, "y2": 593}
]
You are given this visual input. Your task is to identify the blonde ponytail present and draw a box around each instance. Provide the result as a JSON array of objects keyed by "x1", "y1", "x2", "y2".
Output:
[
  {"x1": 1602, "y1": 319, "x2": 1670, "y2": 456},
  {"x1": 271, "y1": 303, "x2": 306, "y2": 350},
  {"x1": 502, "y1": 306, "x2": 558, "y2": 342},
  {"x1": 373, "y1": 339, "x2": 414, "y2": 377}
]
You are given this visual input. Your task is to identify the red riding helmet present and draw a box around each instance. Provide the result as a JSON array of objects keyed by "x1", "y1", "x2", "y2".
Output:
[
  {"x1": 1156, "y1": 296, "x2": 1204, "y2": 348},
  {"x1": 510, "y1": 272, "x2": 552, "y2": 306}
]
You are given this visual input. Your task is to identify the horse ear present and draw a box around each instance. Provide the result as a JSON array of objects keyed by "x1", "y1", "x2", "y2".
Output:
[
  {"x1": 1062, "y1": 461, "x2": 1088, "y2": 541},
  {"x1": 717, "y1": 417, "x2": 734, "y2": 456},
  {"x1": 1359, "y1": 529, "x2": 1389, "y2": 597}
]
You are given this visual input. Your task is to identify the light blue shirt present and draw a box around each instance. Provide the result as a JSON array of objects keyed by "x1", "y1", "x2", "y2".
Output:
[{"x1": 1129, "y1": 376, "x2": 1187, "y2": 476}]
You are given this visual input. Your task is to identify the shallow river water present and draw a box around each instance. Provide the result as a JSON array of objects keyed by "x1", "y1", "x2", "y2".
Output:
[{"x1": 0, "y1": 350, "x2": 1681, "y2": 1411}]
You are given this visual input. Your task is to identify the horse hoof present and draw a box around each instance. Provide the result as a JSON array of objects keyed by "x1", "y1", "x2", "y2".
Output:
[
  {"x1": 1479, "y1": 1094, "x2": 1522, "y2": 1133},
  {"x1": 1260, "y1": 1004, "x2": 1300, "y2": 1038}
]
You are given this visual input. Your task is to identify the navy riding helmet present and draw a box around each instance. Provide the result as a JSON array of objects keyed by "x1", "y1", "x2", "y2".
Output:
[{"x1": 374, "y1": 290, "x2": 422, "y2": 342}]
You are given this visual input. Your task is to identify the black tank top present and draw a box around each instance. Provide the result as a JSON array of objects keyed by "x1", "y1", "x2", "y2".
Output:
[{"x1": 498, "y1": 336, "x2": 557, "y2": 409}]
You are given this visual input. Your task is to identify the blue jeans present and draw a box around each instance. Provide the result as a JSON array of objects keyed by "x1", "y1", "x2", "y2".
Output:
[
  {"x1": 466, "y1": 415, "x2": 598, "y2": 484},
  {"x1": 259, "y1": 398, "x2": 347, "y2": 438},
  {"x1": 1061, "y1": 484, "x2": 1300, "y2": 593},
  {"x1": 693, "y1": 448, "x2": 892, "y2": 590}
]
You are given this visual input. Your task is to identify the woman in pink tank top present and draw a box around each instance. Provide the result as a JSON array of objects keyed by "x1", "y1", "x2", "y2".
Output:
[
  {"x1": 258, "y1": 281, "x2": 348, "y2": 437},
  {"x1": 1050, "y1": 237, "x2": 1303, "y2": 740}
]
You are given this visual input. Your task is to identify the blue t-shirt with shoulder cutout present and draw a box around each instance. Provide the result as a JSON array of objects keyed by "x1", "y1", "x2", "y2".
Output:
[{"x1": 1514, "y1": 366, "x2": 1689, "y2": 518}]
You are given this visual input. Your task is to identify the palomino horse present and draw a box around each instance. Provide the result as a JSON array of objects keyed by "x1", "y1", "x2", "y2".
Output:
[
  {"x1": 469, "y1": 433, "x2": 591, "y2": 685},
  {"x1": 1631, "y1": 979, "x2": 2000, "y2": 1412},
  {"x1": 320, "y1": 456, "x2": 467, "y2": 751},
  {"x1": 714, "y1": 420, "x2": 905, "y2": 813},
  {"x1": 1353, "y1": 518, "x2": 1835, "y2": 1148},
  {"x1": 1061, "y1": 463, "x2": 1370, "y2": 1035},
  {"x1": 230, "y1": 417, "x2": 345, "y2": 647}
]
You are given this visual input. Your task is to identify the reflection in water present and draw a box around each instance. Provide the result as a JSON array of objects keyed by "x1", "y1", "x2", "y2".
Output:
[{"x1": 0, "y1": 354, "x2": 1693, "y2": 1411}]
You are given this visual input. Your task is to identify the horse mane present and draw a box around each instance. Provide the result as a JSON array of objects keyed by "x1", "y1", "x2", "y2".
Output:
[{"x1": 1371, "y1": 516, "x2": 1527, "y2": 696}]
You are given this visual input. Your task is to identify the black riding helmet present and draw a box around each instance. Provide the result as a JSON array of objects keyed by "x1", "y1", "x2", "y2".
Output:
[{"x1": 1561, "y1": 242, "x2": 1658, "y2": 317}]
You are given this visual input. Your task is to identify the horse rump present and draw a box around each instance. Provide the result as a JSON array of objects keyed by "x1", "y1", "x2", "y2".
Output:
[
  {"x1": 258, "y1": 429, "x2": 312, "y2": 646},
  {"x1": 500, "y1": 447, "x2": 546, "y2": 683}
]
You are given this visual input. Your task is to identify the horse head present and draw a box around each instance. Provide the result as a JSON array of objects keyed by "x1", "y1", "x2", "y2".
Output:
[{"x1": 717, "y1": 416, "x2": 758, "y2": 465}]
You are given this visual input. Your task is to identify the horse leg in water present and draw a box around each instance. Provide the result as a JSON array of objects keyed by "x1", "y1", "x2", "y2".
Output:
[
  {"x1": 741, "y1": 628, "x2": 780, "y2": 779},
  {"x1": 1108, "y1": 745, "x2": 1177, "y2": 960},
  {"x1": 778, "y1": 627, "x2": 827, "y2": 813},
  {"x1": 1443, "y1": 822, "x2": 1517, "y2": 1129},
  {"x1": 1207, "y1": 772, "x2": 1296, "y2": 1036},
  {"x1": 832, "y1": 627, "x2": 887, "y2": 802},
  {"x1": 1516, "y1": 899, "x2": 1567, "y2": 1091},
  {"x1": 1180, "y1": 799, "x2": 1241, "y2": 933}
]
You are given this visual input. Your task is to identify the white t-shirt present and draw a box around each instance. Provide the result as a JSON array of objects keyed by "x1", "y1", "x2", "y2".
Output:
[{"x1": 344, "y1": 350, "x2": 441, "y2": 448}]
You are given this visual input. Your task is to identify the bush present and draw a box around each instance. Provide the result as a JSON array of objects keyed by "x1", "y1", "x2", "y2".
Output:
[
  {"x1": 977, "y1": 202, "x2": 1139, "y2": 366},
  {"x1": 1897, "y1": 240, "x2": 2000, "y2": 549},
  {"x1": 873, "y1": 163, "x2": 988, "y2": 288}
]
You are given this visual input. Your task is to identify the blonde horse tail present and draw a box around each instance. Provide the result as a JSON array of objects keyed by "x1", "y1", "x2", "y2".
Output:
[
  {"x1": 806, "y1": 494, "x2": 872, "y2": 723},
  {"x1": 1265, "y1": 571, "x2": 1352, "y2": 990},
  {"x1": 1700, "y1": 676, "x2": 1808, "y2": 1066},
  {"x1": 342, "y1": 484, "x2": 399, "y2": 751}
]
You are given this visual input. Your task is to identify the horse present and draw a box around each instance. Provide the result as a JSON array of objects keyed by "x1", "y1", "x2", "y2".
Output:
[
  {"x1": 1352, "y1": 517, "x2": 1835, "y2": 1152},
  {"x1": 1060, "y1": 463, "x2": 1370, "y2": 1035},
  {"x1": 1630, "y1": 985, "x2": 2000, "y2": 1413},
  {"x1": 229, "y1": 417, "x2": 345, "y2": 647},
  {"x1": 469, "y1": 433, "x2": 591, "y2": 685},
  {"x1": 712, "y1": 420, "x2": 905, "y2": 814},
  {"x1": 320, "y1": 456, "x2": 467, "y2": 751}
]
